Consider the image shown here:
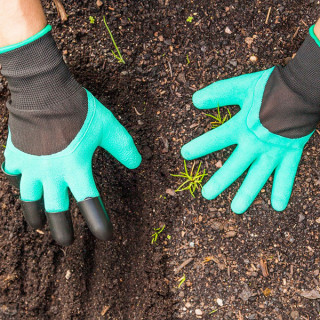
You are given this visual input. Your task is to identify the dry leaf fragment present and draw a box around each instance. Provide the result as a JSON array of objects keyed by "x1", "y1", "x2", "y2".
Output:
[
  {"x1": 263, "y1": 287, "x2": 271, "y2": 297},
  {"x1": 260, "y1": 257, "x2": 269, "y2": 277},
  {"x1": 53, "y1": 0, "x2": 68, "y2": 22},
  {"x1": 300, "y1": 289, "x2": 320, "y2": 299}
]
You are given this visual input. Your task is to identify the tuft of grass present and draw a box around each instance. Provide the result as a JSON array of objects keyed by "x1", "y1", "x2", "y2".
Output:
[
  {"x1": 206, "y1": 104, "x2": 232, "y2": 128},
  {"x1": 89, "y1": 16, "x2": 95, "y2": 24},
  {"x1": 151, "y1": 224, "x2": 165, "y2": 244},
  {"x1": 171, "y1": 160, "x2": 207, "y2": 198},
  {"x1": 103, "y1": 15, "x2": 125, "y2": 64}
]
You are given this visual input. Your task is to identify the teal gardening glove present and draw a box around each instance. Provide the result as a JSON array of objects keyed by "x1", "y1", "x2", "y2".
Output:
[
  {"x1": 0, "y1": 26, "x2": 141, "y2": 245},
  {"x1": 182, "y1": 25, "x2": 320, "y2": 214}
]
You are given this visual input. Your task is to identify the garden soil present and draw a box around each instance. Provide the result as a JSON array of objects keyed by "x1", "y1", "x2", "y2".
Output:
[{"x1": 1, "y1": 0, "x2": 320, "y2": 319}]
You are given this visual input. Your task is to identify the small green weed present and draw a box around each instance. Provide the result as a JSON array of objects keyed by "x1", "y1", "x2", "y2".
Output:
[
  {"x1": 186, "y1": 16, "x2": 194, "y2": 23},
  {"x1": 186, "y1": 54, "x2": 190, "y2": 64},
  {"x1": 178, "y1": 274, "x2": 186, "y2": 288},
  {"x1": 103, "y1": 15, "x2": 125, "y2": 64},
  {"x1": 206, "y1": 104, "x2": 232, "y2": 128},
  {"x1": 151, "y1": 224, "x2": 165, "y2": 244},
  {"x1": 89, "y1": 16, "x2": 95, "y2": 24},
  {"x1": 171, "y1": 161, "x2": 207, "y2": 198},
  {"x1": 209, "y1": 309, "x2": 218, "y2": 315}
]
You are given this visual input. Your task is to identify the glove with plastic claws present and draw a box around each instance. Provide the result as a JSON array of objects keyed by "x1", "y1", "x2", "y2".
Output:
[
  {"x1": 182, "y1": 25, "x2": 320, "y2": 214},
  {"x1": 0, "y1": 25, "x2": 141, "y2": 245}
]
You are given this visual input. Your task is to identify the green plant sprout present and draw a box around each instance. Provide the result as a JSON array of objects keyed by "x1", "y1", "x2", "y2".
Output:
[
  {"x1": 89, "y1": 16, "x2": 95, "y2": 24},
  {"x1": 186, "y1": 16, "x2": 194, "y2": 23},
  {"x1": 178, "y1": 274, "x2": 186, "y2": 288},
  {"x1": 151, "y1": 224, "x2": 165, "y2": 244},
  {"x1": 103, "y1": 16, "x2": 125, "y2": 64},
  {"x1": 171, "y1": 161, "x2": 207, "y2": 197},
  {"x1": 206, "y1": 104, "x2": 232, "y2": 128},
  {"x1": 167, "y1": 235, "x2": 171, "y2": 240},
  {"x1": 186, "y1": 55, "x2": 190, "y2": 64},
  {"x1": 209, "y1": 309, "x2": 218, "y2": 315}
]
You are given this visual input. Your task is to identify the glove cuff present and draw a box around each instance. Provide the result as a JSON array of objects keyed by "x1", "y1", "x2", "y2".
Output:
[
  {"x1": 0, "y1": 24, "x2": 85, "y2": 110},
  {"x1": 0, "y1": 25, "x2": 52, "y2": 54},
  {"x1": 0, "y1": 25, "x2": 88, "y2": 155},
  {"x1": 279, "y1": 24, "x2": 320, "y2": 106}
]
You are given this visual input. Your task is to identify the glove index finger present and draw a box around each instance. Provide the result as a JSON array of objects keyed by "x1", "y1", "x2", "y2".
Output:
[
  {"x1": 100, "y1": 109, "x2": 141, "y2": 169},
  {"x1": 193, "y1": 71, "x2": 264, "y2": 110}
]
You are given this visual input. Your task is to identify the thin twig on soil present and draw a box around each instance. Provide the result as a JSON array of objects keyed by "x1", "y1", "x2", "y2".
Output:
[
  {"x1": 265, "y1": 7, "x2": 272, "y2": 24},
  {"x1": 53, "y1": 0, "x2": 68, "y2": 22},
  {"x1": 301, "y1": 19, "x2": 308, "y2": 26},
  {"x1": 174, "y1": 257, "x2": 194, "y2": 274},
  {"x1": 292, "y1": 26, "x2": 300, "y2": 39},
  {"x1": 167, "y1": 61, "x2": 173, "y2": 77},
  {"x1": 133, "y1": 107, "x2": 143, "y2": 116}
]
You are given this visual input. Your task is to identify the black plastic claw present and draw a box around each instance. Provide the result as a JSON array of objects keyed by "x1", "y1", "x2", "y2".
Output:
[
  {"x1": 78, "y1": 197, "x2": 113, "y2": 241},
  {"x1": 1, "y1": 162, "x2": 21, "y2": 189},
  {"x1": 46, "y1": 211, "x2": 74, "y2": 246},
  {"x1": 21, "y1": 199, "x2": 46, "y2": 229}
]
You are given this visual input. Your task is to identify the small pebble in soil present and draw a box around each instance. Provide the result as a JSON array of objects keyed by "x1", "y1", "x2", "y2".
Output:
[
  {"x1": 185, "y1": 302, "x2": 191, "y2": 308},
  {"x1": 189, "y1": 242, "x2": 195, "y2": 247},
  {"x1": 225, "y1": 26, "x2": 232, "y2": 34},
  {"x1": 195, "y1": 309, "x2": 203, "y2": 316},
  {"x1": 225, "y1": 231, "x2": 237, "y2": 238},
  {"x1": 290, "y1": 310, "x2": 299, "y2": 320},
  {"x1": 216, "y1": 298, "x2": 223, "y2": 306},
  {"x1": 250, "y1": 55, "x2": 258, "y2": 63},
  {"x1": 166, "y1": 188, "x2": 176, "y2": 196},
  {"x1": 215, "y1": 160, "x2": 222, "y2": 168},
  {"x1": 65, "y1": 270, "x2": 71, "y2": 280},
  {"x1": 142, "y1": 146, "x2": 153, "y2": 160}
]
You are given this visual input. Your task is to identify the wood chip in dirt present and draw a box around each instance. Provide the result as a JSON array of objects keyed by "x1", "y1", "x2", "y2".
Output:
[
  {"x1": 260, "y1": 257, "x2": 269, "y2": 277},
  {"x1": 101, "y1": 305, "x2": 110, "y2": 316},
  {"x1": 174, "y1": 258, "x2": 194, "y2": 274}
]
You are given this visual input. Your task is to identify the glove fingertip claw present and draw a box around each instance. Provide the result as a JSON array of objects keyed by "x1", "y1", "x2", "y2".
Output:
[{"x1": 78, "y1": 197, "x2": 113, "y2": 241}]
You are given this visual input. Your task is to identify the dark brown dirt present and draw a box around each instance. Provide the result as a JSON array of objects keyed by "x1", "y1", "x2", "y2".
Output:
[{"x1": 1, "y1": 0, "x2": 320, "y2": 319}]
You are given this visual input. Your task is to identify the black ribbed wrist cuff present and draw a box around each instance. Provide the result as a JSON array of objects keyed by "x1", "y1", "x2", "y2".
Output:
[
  {"x1": 0, "y1": 29, "x2": 82, "y2": 110},
  {"x1": 280, "y1": 33, "x2": 320, "y2": 106},
  {"x1": 0, "y1": 28, "x2": 88, "y2": 155}
]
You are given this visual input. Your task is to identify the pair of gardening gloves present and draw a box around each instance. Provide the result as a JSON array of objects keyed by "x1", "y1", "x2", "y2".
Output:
[{"x1": 1, "y1": 24, "x2": 320, "y2": 245}]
